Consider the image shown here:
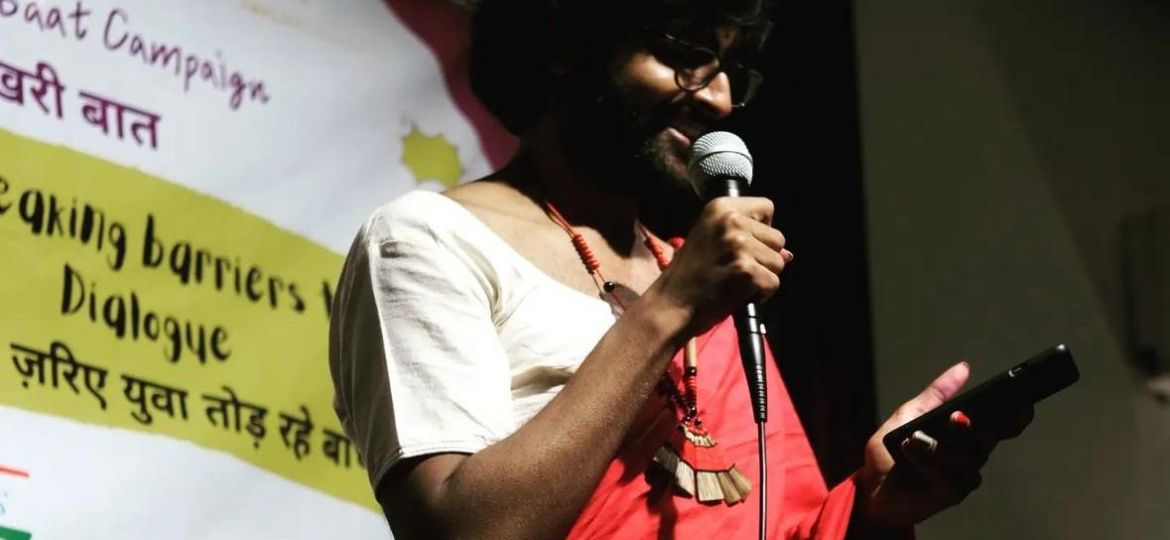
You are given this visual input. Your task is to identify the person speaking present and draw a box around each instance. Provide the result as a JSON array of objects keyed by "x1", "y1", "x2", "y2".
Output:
[{"x1": 329, "y1": 1, "x2": 1033, "y2": 538}]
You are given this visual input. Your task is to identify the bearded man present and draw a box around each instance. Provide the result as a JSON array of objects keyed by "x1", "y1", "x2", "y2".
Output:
[{"x1": 330, "y1": 1, "x2": 1031, "y2": 538}]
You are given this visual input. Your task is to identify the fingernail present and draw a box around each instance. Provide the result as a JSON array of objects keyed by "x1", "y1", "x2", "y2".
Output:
[
  {"x1": 950, "y1": 410, "x2": 972, "y2": 429},
  {"x1": 910, "y1": 430, "x2": 938, "y2": 452},
  {"x1": 960, "y1": 361, "x2": 970, "y2": 370}
]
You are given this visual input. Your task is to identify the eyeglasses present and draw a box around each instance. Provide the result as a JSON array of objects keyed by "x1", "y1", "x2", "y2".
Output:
[{"x1": 647, "y1": 33, "x2": 764, "y2": 108}]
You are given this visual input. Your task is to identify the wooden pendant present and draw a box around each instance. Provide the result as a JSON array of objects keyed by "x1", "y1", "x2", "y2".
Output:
[{"x1": 651, "y1": 423, "x2": 752, "y2": 505}]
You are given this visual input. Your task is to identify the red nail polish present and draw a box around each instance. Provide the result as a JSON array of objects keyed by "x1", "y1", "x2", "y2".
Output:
[{"x1": 950, "y1": 410, "x2": 972, "y2": 428}]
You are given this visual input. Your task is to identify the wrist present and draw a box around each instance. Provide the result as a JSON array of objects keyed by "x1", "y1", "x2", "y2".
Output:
[
  {"x1": 628, "y1": 285, "x2": 695, "y2": 350},
  {"x1": 849, "y1": 471, "x2": 915, "y2": 539}
]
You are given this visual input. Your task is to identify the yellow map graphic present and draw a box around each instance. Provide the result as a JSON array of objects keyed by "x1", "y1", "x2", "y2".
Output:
[
  {"x1": 0, "y1": 129, "x2": 376, "y2": 511},
  {"x1": 401, "y1": 125, "x2": 464, "y2": 188}
]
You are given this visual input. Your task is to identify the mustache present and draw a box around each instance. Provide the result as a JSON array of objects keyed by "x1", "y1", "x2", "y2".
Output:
[{"x1": 630, "y1": 95, "x2": 703, "y2": 141}]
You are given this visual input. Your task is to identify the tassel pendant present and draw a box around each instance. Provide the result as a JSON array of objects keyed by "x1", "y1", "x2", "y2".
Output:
[
  {"x1": 651, "y1": 422, "x2": 752, "y2": 505},
  {"x1": 546, "y1": 208, "x2": 751, "y2": 505},
  {"x1": 648, "y1": 335, "x2": 750, "y2": 506}
]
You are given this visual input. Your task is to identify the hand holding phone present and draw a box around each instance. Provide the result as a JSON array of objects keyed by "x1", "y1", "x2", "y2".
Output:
[{"x1": 882, "y1": 344, "x2": 1080, "y2": 466}]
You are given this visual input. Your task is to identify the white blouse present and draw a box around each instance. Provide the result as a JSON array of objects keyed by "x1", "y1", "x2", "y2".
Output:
[{"x1": 329, "y1": 190, "x2": 618, "y2": 490}]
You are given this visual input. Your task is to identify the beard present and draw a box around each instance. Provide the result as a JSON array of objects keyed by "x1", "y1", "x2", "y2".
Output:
[
  {"x1": 560, "y1": 79, "x2": 696, "y2": 200},
  {"x1": 558, "y1": 80, "x2": 705, "y2": 235}
]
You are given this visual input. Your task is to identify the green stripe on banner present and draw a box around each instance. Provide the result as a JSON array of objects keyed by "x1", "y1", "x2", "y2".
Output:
[{"x1": 0, "y1": 525, "x2": 32, "y2": 540}]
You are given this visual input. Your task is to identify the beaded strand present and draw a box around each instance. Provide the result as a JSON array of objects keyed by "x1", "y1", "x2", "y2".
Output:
[{"x1": 542, "y1": 201, "x2": 750, "y2": 505}]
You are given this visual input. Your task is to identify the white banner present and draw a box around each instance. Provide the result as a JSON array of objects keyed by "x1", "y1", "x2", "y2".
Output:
[{"x1": 0, "y1": 1, "x2": 511, "y2": 538}]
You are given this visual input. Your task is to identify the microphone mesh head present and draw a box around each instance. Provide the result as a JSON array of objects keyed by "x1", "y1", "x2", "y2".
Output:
[{"x1": 687, "y1": 131, "x2": 754, "y2": 195}]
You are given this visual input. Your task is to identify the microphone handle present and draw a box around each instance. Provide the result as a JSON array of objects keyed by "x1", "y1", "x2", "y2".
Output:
[
  {"x1": 735, "y1": 304, "x2": 768, "y2": 423},
  {"x1": 705, "y1": 177, "x2": 769, "y2": 424}
]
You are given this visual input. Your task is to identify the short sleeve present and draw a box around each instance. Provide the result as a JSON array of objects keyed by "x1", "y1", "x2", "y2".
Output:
[{"x1": 329, "y1": 209, "x2": 515, "y2": 491}]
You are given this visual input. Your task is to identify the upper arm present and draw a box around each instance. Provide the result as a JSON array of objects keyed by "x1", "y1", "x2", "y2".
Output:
[
  {"x1": 329, "y1": 210, "x2": 516, "y2": 520},
  {"x1": 375, "y1": 453, "x2": 469, "y2": 540}
]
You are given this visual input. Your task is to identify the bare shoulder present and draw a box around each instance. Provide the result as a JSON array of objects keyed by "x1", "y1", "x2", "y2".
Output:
[
  {"x1": 444, "y1": 179, "x2": 550, "y2": 234},
  {"x1": 444, "y1": 179, "x2": 512, "y2": 206},
  {"x1": 443, "y1": 180, "x2": 592, "y2": 292}
]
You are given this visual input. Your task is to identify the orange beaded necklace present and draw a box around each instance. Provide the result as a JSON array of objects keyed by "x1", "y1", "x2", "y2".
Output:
[{"x1": 542, "y1": 201, "x2": 752, "y2": 505}]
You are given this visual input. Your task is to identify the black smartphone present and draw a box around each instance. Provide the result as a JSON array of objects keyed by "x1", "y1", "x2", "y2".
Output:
[{"x1": 882, "y1": 344, "x2": 1080, "y2": 466}]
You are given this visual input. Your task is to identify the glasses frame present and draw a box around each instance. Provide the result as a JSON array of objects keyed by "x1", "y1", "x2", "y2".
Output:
[{"x1": 656, "y1": 33, "x2": 764, "y2": 109}]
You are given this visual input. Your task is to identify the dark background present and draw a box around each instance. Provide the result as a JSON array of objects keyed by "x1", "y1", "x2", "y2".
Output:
[
  {"x1": 428, "y1": 0, "x2": 878, "y2": 485},
  {"x1": 727, "y1": 0, "x2": 875, "y2": 484}
]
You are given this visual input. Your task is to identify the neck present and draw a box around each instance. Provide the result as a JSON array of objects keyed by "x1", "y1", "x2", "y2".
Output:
[{"x1": 509, "y1": 116, "x2": 644, "y2": 253}]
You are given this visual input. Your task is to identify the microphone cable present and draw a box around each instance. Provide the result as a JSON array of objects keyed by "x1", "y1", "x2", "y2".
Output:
[
  {"x1": 758, "y1": 419, "x2": 768, "y2": 540},
  {"x1": 757, "y1": 322, "x2": 768, "y2": 540},
  {"x1": 687, "y1": 131, "x2": 770, "y2": 539}
]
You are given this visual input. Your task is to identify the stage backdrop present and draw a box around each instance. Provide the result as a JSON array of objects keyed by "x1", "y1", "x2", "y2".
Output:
[{"x1": 0, "y1": 1, "x2": 512, "y2": 538}]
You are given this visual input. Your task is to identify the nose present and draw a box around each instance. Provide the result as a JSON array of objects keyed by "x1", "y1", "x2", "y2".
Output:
[{"x1": 689, "y1": 71, "x2": 734, "y2": 120}]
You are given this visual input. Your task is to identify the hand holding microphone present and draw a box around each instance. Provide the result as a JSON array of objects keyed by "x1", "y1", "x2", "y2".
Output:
[{"x1": 646, "y1": 131, "x2": 787, "y2": 423}]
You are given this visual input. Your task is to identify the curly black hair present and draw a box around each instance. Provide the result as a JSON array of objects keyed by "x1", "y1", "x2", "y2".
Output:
[{"x1": 470, "y1": 0, "x2": 774, "y2": 136}]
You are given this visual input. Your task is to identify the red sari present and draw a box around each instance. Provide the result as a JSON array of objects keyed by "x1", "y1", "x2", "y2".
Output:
[{"x1": 566, "y1": 318, "x2": 860, "y2": 539}]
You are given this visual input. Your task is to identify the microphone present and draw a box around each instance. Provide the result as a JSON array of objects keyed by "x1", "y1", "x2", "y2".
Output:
[{"x1": 688, "y1": 131, "x2": 768, "y2": 424}]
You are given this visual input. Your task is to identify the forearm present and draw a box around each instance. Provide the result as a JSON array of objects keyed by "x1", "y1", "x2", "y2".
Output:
[{"x1": 411, "y1": 295, "x2": 690, "y2": 539}]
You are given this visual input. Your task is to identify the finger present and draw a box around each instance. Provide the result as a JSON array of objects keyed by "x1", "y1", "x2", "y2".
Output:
[
  {"x1": 903, "y1": 431, "x2": 983, "y2": 505},
  {"x1": 900, "y1": 362, "x2": 971, "y2": 419},
  {"x1": 949, "y1": 410, "x2": 972, "y2": 430},
  {"x1": 945, "y1": 410, "x2": 996, "y2": 467},
  {"x1": 903, "y1": 430, "x2": 939, "y2": 457},
  {"x1": 748, "y1": 251, "x2": 786, "y2": 303},
  {"x1": 706, "y1": 197, "x2": 775, "y2": 226},
  {"x1": 734, "y1": 254, "x2": 782, "y2": 301},
  {"x1": 739, "y1": 196, "x2": 775, "y2": 224},
  {"x1": 743, "y1": 219, "x2": 786, "y2": 253},
  {"x1": 901, "y1": 432, "x2": 956, "y2": 497},
  {"x1": 738, "y1": 228, "x2": 792, "y2": 296},
  {"x1": 720, "y1": 222, "x2": 787, "y2": 277},
  {"x1": 933, "y1": 429, "x2": 996, "y2": 470},
  {"x1": 744, "y1": 235, "x2": 788, "y2": 276}
]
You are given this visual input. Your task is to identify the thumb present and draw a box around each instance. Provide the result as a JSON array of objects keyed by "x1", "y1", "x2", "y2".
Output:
[{"x1": 905, "y1": 361, "x2": 971, "y2": 417}]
